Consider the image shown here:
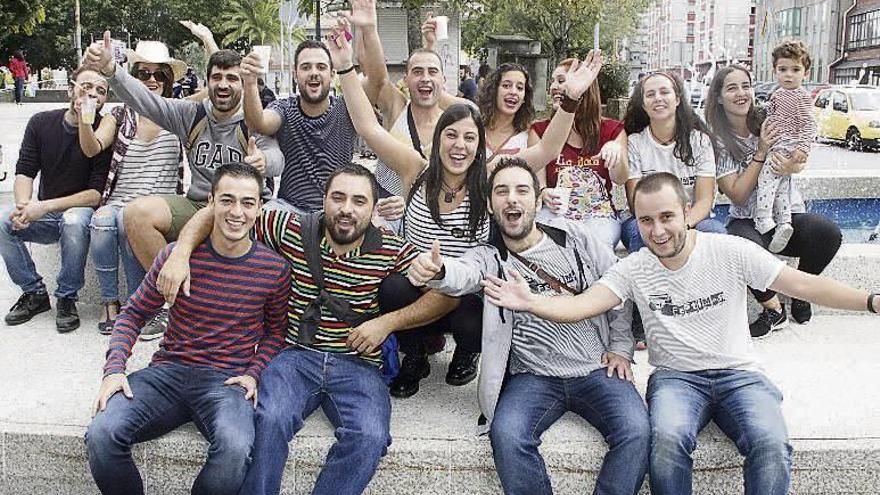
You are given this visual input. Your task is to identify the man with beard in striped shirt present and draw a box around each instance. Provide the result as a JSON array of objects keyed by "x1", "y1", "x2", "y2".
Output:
[{"x1": 407, "y1": 158, "x2": 648, "y2": 495}]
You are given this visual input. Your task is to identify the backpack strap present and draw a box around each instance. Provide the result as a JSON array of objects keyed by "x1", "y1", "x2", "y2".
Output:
[{"x1": 185, "y1": 103, "x2": 209, "y2": 151}]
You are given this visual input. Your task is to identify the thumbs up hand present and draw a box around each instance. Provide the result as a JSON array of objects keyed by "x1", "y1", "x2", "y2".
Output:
[
  {"x1": 408, "y1": 239, "x2": 445, "y2": 286},
  {"x1": 84, "y1": 31, "x2": 116, "y2": 77},
  {"x1": 243, "y1": 136, "x2": 266, "y2": 174}
]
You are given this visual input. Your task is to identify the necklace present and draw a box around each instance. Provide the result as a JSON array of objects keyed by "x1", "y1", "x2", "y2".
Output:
[
  {"x1": 649, "y1": 125, "x2": 675, "y2": 146},
  {"x1": 441, "y1": 181, "x2": 465, "y2": 203}
]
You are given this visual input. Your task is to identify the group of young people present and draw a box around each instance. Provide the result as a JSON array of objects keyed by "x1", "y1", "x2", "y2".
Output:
[{"x1": 1, "y1": 1, "x2": 878, "y2": 494}]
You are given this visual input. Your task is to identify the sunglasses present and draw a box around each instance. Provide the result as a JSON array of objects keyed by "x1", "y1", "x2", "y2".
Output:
[{"x1": 134, "y1": 69, "x2": 170, "y2": 84}]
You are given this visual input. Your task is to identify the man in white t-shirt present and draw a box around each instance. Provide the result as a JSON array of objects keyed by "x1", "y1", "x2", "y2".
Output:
[{"x1": 483, "y1": 172, "x2": 879, "y2": 495}]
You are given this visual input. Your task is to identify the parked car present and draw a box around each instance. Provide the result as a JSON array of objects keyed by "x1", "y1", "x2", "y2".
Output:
[
  {"x1": 754, "y1": 82, "x2": 779, "y2": 103},
  {"x1": 813, "y1": 86, "x2": 880, "y2": 151}
]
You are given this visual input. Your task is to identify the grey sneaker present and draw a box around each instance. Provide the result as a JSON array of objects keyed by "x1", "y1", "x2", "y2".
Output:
[
  {"x1": 768, "y1": 223, "x2": 794, "y2": 253},
  {"x1": 139, "y1": 309, "x2": 169, "y2": 341}
]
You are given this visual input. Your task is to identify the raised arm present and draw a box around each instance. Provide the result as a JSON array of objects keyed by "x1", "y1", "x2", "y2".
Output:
[
  {"x1": 344, "y1": 0, "x2": 404, "y2": 116},
  {"x1": 328, "y1": 19, "x2": 426, "y2": 191},
  {"x1": 240, "y1": 51, "x2": 282, "y2": 135},
  {"x1": 179, "y1": 20, "x2": 219, "y2": 58},
  {"x1": 514, "y1": 51, "x2": 602, "y2": 171},
  {"x1": 482, "y1": 268, "x2": 622, "y2": 323},
  {"x1": 78, "y1": 107, "x2": 117, "y2": 157},
  {"x1": 84, "y1": 31, "x2": 197, "y2": 139}
]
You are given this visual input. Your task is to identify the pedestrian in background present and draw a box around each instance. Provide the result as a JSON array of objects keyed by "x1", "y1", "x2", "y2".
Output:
[{"x1": 9, "y1": 50, "x2": 29, "y2": 105}]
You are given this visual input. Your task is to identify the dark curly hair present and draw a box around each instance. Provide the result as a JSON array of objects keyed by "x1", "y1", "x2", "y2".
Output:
[
  {"x1": 623, "y1": 71, "x2": 713, "y2": 167},
  {"x1": 772, "y1": 40, "x2": 812, "y2": 71},
  {"x1": 477, "y1": 63, "x2": 535, "y2": 134},
  {"x1": 408, "y1": 104, "x2": 488, "y2": 241}
]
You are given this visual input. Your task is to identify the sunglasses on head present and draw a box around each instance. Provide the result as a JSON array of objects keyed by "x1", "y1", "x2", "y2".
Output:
[{"x1": 134, "y1": 69, "x2": 170, "y2": 84}]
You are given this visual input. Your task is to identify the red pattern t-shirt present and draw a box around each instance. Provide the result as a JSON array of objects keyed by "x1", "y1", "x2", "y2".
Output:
[{"x1": 532, "y1": 117, "x2": 624, "y2": 220}]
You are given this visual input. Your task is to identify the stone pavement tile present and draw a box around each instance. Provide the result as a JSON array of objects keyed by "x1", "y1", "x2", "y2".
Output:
[{"x1": 4, "y1": 432, "x2": 92, "y2": 487}]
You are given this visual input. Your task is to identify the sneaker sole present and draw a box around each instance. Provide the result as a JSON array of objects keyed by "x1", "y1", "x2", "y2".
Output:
[
  {"x1": 446, "y1": 370, "x2": 478, "y2": 386},
  {"x1": 751, "y1": 317, "x2": 789, "y2": 340},
  {"x1": 139, "y1": 332, "x2": 165, "y2": 341},
  {"x1": 56, "y1": 321, "x2": 80, "y2": 333},
  {"x1": 768, "y1": 225, "x2": 794, "y2": 253}
]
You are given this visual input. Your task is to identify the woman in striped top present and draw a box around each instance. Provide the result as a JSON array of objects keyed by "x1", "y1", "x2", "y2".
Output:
[
  {"x1": 77, "y1": 41, "x2": 192, "y2": 334},
  {"x1": 330, "y1": 20, "x2": 604, "y2": 397}
]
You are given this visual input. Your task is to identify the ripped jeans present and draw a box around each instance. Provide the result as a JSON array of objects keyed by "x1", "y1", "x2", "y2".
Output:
[
  {"x1": 0, "y1": 204, "x2": 93, "y2": 299},
  {"x1": 89, "y1": 205, "x2": 146, "y2": 303}
]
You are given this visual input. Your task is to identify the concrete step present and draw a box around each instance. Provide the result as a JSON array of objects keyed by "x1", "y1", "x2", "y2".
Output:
[{"x1": 1, "y1": 314, "x2": 879, "y2": 494}]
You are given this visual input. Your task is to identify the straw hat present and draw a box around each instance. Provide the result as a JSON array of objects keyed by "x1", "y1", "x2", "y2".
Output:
[{"x1": 125, "y1": 41, "x2": 188, "y2": 81}]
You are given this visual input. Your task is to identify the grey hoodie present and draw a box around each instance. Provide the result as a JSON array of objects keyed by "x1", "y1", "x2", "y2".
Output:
[
  {"x1": 108, "y1": 66, "x2": 283, "y2": 201},
  {"x1": 428, "y1": 218, "x2": 634, "y2": 434}
]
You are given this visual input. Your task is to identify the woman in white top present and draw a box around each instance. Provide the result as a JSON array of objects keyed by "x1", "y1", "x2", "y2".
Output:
[
  {"x1": 478, "y1": 63, "x2": 534, "y2": 160},
  {"x1": 77, "y1": 25, "x2": 217, "y2": 334},
  {"x1": 330, "y1": 19, "x2": 602, "y2": 397},
  {"x1": 621, "y1": 71, "x2": 725, "y2": 254}
]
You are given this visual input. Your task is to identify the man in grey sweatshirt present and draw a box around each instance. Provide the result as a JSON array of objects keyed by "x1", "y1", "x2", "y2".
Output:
[
  {"x1": 83, "y1": 32, "x2": 282, "y2": 275},
  {"x1": 407, "y1": 158, "x2": 649, "y2": 495}
]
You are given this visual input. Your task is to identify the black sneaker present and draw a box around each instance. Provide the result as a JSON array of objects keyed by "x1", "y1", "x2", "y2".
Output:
[
  {"x1": 790, "y1": 299, "x2": 812, "y2": 324},
  {"x1": 139, "y1": 309, "x2": 169, "y2": 341},
  {"x1": 749, "y1": 305, "x2": 788, "y2": 339},
  {"x1": 446, "y1": 348, "x2": 479, "y2": 386},
  {"x1": 55, "y1": 297, "x2": 80, "y2": 333},
  {"x1": 390, "y1": 352, "x2": 430, "y2": 398},
  {"x1": 4, "y1": 293, "x2": 51, "y2": 325}
]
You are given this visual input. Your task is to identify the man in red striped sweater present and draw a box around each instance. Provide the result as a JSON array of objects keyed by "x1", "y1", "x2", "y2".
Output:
[{"x1": 85, "y1": 163, "x2": 291, "y2": 495}]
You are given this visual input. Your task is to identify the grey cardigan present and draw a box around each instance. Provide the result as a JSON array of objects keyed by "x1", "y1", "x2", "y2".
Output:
[{"x1": 428, "y1": 219, "x2": 634, "y2": 434}]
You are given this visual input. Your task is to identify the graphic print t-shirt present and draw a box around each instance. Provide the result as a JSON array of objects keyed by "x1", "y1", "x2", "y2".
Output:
[
  {"x1": 627, "y1": 128, "x2": 716, "y2": 203},
  {"x1": 508, "y1": 234, "x2": 606, "y2": 377},
  {"x1": 598, "y1": 232, "x2": 785, "y2": 372}
]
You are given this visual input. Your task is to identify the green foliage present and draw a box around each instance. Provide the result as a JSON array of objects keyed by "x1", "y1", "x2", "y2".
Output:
[
  {"x1": 0, "y1": 0, "x2": 47, "y2": 36},
  {"x1": 175, "y1": 41, "x2": 208, "y2": 78},
  {"x1": 220, "y1": 0, "x2": 282, "y2": 46},
  {"x1": 461, "y1": 0, "x2": 649, "y2": 66},
  {"x1": 597, "y1": 59, "x2": 630, "y2": 103}
]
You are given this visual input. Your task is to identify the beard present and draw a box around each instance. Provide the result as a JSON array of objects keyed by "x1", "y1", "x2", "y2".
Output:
[
  {"x1": 325, "y1": 212, "x2": 369, "y2": 245},
  {"x1": 298, "y1": 79, "x2": 330, "y2": 104},
  {"x1": 647, "y1": 228, "x2": 688, "y2": 259},
  {"x1": 209, "y1": 89, "x2": 242, "y2": 112},
  {"x1": 493, "y1": 206, "x2": 536, "y2": 241}
]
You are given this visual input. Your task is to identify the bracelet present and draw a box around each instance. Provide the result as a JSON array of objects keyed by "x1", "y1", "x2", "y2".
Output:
[
  {"x1": 869, "y1": 293, "x2": 878, "y2": 314},
  {"x1": 337, "y1": 65, "x2": 355, "y2": 75},
  {"x1": 559, "y1": 93, "x2": 580, "y2": 113},
  {"x1": 752, "y1": 155, "x2": 766, "y2": 164}
]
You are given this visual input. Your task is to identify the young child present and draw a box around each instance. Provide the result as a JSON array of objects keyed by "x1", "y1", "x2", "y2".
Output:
[{"x1": 758, "y1": 40, "x2": 817, "y2": 253}]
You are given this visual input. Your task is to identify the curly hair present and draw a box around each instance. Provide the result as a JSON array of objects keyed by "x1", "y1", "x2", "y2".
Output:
[
  {"x1": 477, "y1": 63, "x2": 535, "y2": 134},
  {"x1": 408, "y1": 104, "x2": 488, "y2": 241},
  {"x1": 623, "y1": 71, "x2": 713, "y2": 167},
  {"x1": 772, "y1": 40, "x2": 812, "y2": 71}
]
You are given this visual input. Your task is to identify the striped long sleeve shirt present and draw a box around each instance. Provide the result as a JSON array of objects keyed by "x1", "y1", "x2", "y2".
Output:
[
  {"x1": 104, "y1": 240, "x2": 291, "y2": 380},
  {"x1": 767, "y1": 86, "x2": 818, "y2": 155}
]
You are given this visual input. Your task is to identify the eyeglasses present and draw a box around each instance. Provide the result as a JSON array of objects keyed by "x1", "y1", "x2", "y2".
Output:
[{"x1": 134, "y1": 69, "x2": 170, "y2": 84}]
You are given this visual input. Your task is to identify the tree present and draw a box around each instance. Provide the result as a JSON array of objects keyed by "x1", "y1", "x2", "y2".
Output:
[
  {"x1": 461, "y1": 0, "x2": 649, "y2": 67},
  {"x1": 0, "y1": 0, "x2": 47, "y2": 37},
  {"x1": 220, "y1": 0, "x2": 282, "y2": 46}
]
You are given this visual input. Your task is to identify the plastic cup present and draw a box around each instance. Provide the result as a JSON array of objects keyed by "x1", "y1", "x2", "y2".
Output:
[
  {"x1": 81, "y1": 97, "x2": 96, "y2": 125},
  {"x1": 434, "y1": 16, "x2": 449, "y2": 41},
  {"x1": 550, "y1": 187, "x2": 571, "y2": 215},
  {"x1": 253, "y1": 45, "x2": 272, "y2": 74}
]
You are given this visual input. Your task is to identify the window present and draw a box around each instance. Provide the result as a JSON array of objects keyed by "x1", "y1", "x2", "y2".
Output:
[
  {"x1": 814, "y1": 91, "x2": 829, "y2": 108},
  {"x1": 832, "y1": 92, "x2": 848, "y2": 112},
  {"x1": 776, "y1": 8, "x2": 802, "y2": 37},
  {"x1": 848, "y1": 9, "x2": 880, "y2": 49}
]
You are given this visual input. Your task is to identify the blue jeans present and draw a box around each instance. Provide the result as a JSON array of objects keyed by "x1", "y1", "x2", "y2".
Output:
[
  {"x1": 89, "y1": 205, "x2": 146, "y2": 303},
  {"x1": 647, "y1": 369, "x2": 792, "y2": 495},
  {"x1": 621, "y1": 216, "x2": 727, "y2": 253},
  {"x1": 85, "y1": 362, "x2": 255, "y2": 495},
  {"x1": 14, "y1": 77, "x2": 24, "y2": 103},
  {"x1": 0, "y1": 204, "x2": 93, "y2": 299},
  {"x1": 490, "y1": 370, "x2": 650, "y2": 495},
  {"x1": 239, "y1": 346, "x2": 391, "y2": 495}
]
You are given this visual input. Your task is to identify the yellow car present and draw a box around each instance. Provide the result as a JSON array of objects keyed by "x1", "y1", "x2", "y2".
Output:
[{"x1": 813, "y1": 86, "x2": 880, "y2": 151}]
